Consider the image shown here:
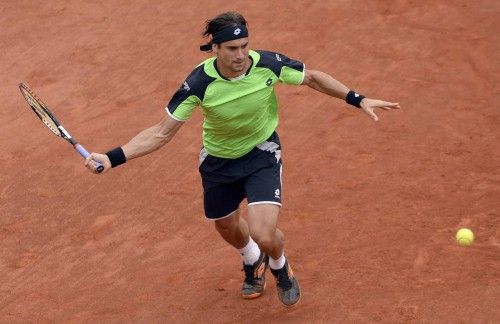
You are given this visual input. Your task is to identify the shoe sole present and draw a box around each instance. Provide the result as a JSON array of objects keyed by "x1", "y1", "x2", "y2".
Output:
[{"x1": 242, "y1": 282, "x2": 266, "y2": 299}]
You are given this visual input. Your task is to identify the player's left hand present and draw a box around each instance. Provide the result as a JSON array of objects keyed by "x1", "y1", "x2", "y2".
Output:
[{"x1": 360, "y1": 98, "x2": 400, "y2": 121}]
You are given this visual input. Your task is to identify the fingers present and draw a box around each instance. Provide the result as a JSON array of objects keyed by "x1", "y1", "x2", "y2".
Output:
[
  {"x1": 90, "y1": 160, "x2": 100, "y2": 174},
  {"x1": 360, "y1": 98, "x2": 400, "y2": 121},
  {"x1": 84, "y1": 156, "x2": 92, "y2": 167},
  {"x1": 380, "y1": 105, "x2": 399, "y2": 110},
  {"x1": 371, "y1": 100, "x2": 401, "y2": 112},
  {"x1": 377, "y1": 101, "x2": 400, "y2": 109},
  {"x1": 84, "y1": 153, "x2": 107, "y2": 174},
  {"x1": 84, "y1": 154, "x2": 97, "y2": 172}
]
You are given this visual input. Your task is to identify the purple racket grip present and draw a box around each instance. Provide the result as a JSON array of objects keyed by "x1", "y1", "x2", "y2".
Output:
[{"x1": 75, "y1": 144, "x2": 104, "y2": 173}]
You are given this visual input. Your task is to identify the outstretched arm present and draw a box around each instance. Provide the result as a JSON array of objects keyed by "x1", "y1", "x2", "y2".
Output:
[
  {"x1": 84, "y1": 115, "x2": 183, "y2": 173},
  {"x1": 302, "y1": 69, "x2": 400, "y2": 121},
  {"x1": 121, "y1": 115, "x2": 183, "y2": 159}
]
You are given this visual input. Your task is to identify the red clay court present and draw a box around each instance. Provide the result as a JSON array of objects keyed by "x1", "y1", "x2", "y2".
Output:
[{"x1": 1, "y1": 1, "x2": 499, "y2": 322}]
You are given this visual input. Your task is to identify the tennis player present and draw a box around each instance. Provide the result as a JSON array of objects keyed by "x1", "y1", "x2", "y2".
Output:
[{"x1": 85, "y1": 12, "x2": 400, "y2": 307}]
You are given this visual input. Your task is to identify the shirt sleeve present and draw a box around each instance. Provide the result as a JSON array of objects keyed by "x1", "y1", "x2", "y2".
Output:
[
  {"x1": 165, "y1": 64, "x2": 215, "y2": 121},
  {"x1": 165, "y1": 80, "x2": 200, "y2": 122},
  {"x1": 276, "y1": 53, "x2": 305, "y2": 85}
]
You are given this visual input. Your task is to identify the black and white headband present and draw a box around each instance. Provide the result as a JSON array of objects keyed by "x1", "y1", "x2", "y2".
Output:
[{"x1": 200, "y1": 24, "x2": 249, "y2": 51}]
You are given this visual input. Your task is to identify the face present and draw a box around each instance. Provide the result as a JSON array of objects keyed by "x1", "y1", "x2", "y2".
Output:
[{"x1": 213, "y1": 37, "x2": 249, "y2": 74}]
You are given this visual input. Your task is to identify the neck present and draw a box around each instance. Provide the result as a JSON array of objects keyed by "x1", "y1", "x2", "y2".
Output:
[{"x1": 216, "y1": 57, "x2": 251, "y2": 79}]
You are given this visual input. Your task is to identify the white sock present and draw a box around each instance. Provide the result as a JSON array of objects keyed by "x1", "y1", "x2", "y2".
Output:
[
  {"x1": 238, "y1": 237, "x2": 261, "y2": 265},
  {"x1": 269, "y1": 253, "x2": 286, "y2": 270}
]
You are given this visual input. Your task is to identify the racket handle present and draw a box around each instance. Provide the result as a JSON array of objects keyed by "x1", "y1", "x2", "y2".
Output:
[{"x1": 75, "y1": 144, "x2": 104, "y2": 173}]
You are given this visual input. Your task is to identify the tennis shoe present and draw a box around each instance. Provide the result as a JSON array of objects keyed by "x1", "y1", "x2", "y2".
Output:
[
  {"x1": 270, "y1": 260, "x2": 301, "y2": 307},
  {"x1": 241, "y1": 252, "x2": 269, "y2": 299}
]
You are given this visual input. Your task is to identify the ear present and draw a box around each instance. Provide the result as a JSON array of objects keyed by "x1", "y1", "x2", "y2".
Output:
[{"x1": 212, "y1": 43, "x2": 218, "y2": 53}]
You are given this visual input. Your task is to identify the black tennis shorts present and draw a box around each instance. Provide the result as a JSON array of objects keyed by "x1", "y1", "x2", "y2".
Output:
[{"x1": 199, "y1": 132, "x2": 283, "y2": 220}]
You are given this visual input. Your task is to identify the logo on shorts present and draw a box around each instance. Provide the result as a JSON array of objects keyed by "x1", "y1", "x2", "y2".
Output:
[
  {"x1": 266, "y1": 78, "x2": 273, "y2": 86},
  {"x1": 275, "y1": 54, "x2": 282, "y2": 62},
  {"x1": 234, "y1": 28, "x2": 241, "y2": 35},
  {"x1": 275, "y1": 189, "x2": 280, "y2": 199},
  {"x1": 182, "y1": 81, "x2": 190, "y2": 91}
]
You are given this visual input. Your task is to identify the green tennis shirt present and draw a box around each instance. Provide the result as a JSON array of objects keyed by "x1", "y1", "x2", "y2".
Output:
[{"x1": 165, "y1": 50, "x2": 305, "y2": 158}]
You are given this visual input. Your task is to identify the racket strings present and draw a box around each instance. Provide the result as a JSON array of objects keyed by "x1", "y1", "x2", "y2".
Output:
[
  {"x1": 21, "y1": 87, "x2": 61, "y2": 136},
  {"x1": 41, "y1": 117, "x2": 60, "y2": 135}
]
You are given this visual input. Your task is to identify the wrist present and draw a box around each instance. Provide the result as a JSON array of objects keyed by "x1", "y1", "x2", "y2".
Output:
[
  {"x1": 105, "y1": 147, "x2": 127, "y2": 168},
  {"x1": 345, "y1": 90, "x2": 365, "y2": 108}
]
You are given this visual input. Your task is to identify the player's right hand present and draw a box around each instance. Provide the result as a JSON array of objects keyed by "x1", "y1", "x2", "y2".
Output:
[{"x1": 85, "y1": 153, "x2": 112, "y2": 174}]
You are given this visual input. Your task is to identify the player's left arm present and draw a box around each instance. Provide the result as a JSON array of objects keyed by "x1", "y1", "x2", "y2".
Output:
[{"x1": 302, "y1": 69, "x2": 400, "y2": 121}]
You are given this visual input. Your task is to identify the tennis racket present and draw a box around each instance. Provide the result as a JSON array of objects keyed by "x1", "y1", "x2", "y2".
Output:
[{"x1": 19, "y1": 82, "x2": 104, "y2": 173}]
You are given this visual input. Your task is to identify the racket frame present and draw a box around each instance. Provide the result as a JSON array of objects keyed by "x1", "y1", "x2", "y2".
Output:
[{"x1": 18, "y1": 82, "x2": 104, "y2": 173}]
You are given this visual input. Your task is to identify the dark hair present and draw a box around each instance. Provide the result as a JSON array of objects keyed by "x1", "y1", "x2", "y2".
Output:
[{"x1": 202, "y1": 12, "x2": 247, "y2": 38}]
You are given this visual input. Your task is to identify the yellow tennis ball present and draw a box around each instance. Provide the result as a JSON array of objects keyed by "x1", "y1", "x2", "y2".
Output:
[{"x1": 456, "y1": 228, "x2": 474, "y2": 246}]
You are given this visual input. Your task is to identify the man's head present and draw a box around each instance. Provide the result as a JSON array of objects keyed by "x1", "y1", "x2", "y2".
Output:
[{"x1": 201, "y1": 12, "x2": 250, "y2": 74}]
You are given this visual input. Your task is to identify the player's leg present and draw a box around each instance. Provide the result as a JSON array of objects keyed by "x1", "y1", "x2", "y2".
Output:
[
  {"x1": 203, "y1": 179, "x2": 261, "y2": 264},
  {"x1": 200, "y1": 151, "x2": 268, "y2": 299},
  {"x1": 213, "y1": 209, "x2": 248, "y2": 249},
  {"x1": 246, "y1": 204, "x2": 283, "y2": 259},
  {"x1": 212, "y1": 208, "x2": 268, "y2": 299},
  {"x1": 247, "y1": 204, "x2": 300, "y2": 307},
  {"x1": 244, "y1": 131, "x2": 300, "y2": 306}
]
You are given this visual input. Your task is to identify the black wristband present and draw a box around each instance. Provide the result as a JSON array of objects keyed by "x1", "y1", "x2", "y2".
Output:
[
  {"x1": 105, "y1": 147, "x2": 127, "y2": 168},
  {"x1": 346, "y1": 90, "x2": 365, "y2": 108}
]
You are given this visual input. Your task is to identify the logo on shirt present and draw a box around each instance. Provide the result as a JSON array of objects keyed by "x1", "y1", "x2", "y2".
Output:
[
  {"x1": 266, "y1": 78, "x2": 273, "y2": 86},
  {"x1": 234, "y1": 28, "x2": 241, "y2": 35},
  {"x1": 275, "y1": 189, "x2": 280, "y2": 199},
  {"x1": 182, "y1": 81, "x2": 190, "y2": 91},
  {"x1": 275, "y1": 53, "x2": 282, "y2": 62}
]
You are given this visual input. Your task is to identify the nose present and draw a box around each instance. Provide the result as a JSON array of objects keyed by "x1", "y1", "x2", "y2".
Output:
[{"x1": 236, "y1": 48, "x2": 245, "y2": 60}]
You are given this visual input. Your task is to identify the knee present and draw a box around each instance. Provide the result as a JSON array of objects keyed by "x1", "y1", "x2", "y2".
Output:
[{"x1": 252, "y1": 233, "x2": 276, "y2": 252}]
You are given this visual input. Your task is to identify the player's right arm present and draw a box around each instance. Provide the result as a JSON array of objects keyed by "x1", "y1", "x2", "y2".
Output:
[
  {"x1": 84, "y1": 115, "x2": 183, "y2": 173},
  {"x1": 85, "y1": 64, "x2": 206, "y2": 174},
  {"x1": 121, "y1": 115, "x2": 183, "y2": 160}
]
